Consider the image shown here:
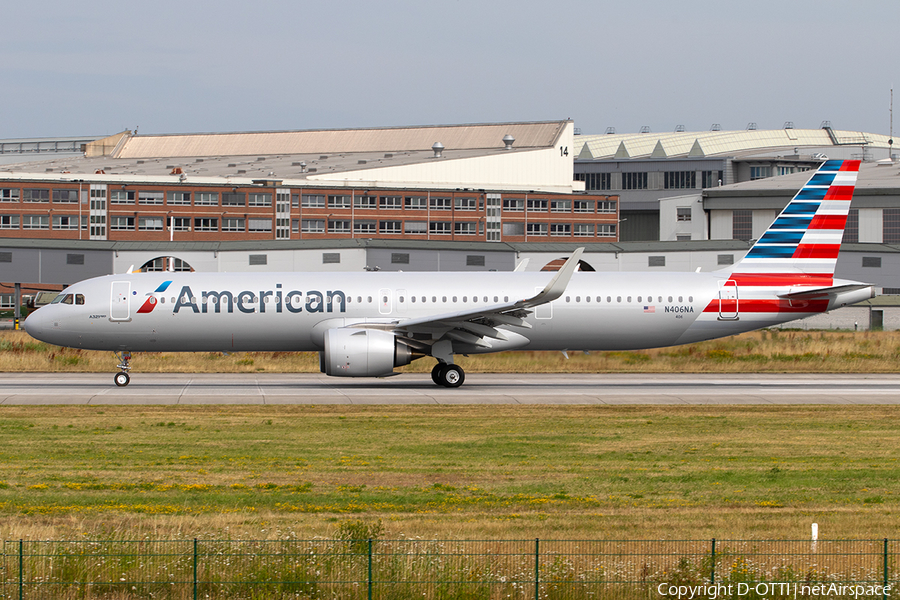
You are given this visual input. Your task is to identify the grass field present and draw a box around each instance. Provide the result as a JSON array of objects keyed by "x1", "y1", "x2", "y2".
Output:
[
  {"x1": 0, "y1": 405, "x2": 897, "y2": 542},
  {"x1": 2, "y1": 328, "x2": 900, "y2": 374}
]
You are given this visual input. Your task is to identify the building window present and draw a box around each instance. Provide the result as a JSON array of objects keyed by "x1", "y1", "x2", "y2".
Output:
[
  {"x1": 550, "y1": 199, "x2": 571, "y2": 213},
  {"x1": 550, "y1": 223, "x2": 571, "y2": 236},
  {"x1": 193, "y1": 218, "x2": 218, "y2": 232},
  {"x1": 578, "y1": 172, "x2": 612, "y2": 190},
  {"x1": 702, "y1": 171, "x2": 724, "y2": 188},
  {"x1": 196, "y1": 192, "x2": 219, "y2": 206},
  {"x1": 843, "y1": 209, "x2": 859, "y2": 243},
  {"x1": 52, "y1": 215, "x2": 79, "y2": 230},
  {"x1": 52, "y1": 189, "x2": 78, "y2": 203},
  {"x1": 222, "y1": 192, "x2": 245, "y2": 206},
  {"x1": 328, "y1": 219, "x2": 351, "y2": 234},
  {"x1": 66, "y1": 254, "x2": 84, "y2": 265},
  {"x1": 21, "y1": 215, "x2": 49, "y2": 229},
  {"x1": 622, "y1": 172, "x2": 648, "y2": 190},
  {"x1": 110, "y1": 190, "x2": 135, "y2": 204},
  {"x1": 749, "y1": 166, "x2": 772, "y2": 180},
  {"x1": 379, "y1": 196, "x2": 402, "y2": 210},
  {"x1": 249, "y1": 254, "x2": 267, "y2": 266},
  {"x1": 391, "y1": 253, "x2": 410, "y2": 264},
  {"x1": 454, "y1": 221, "x2": 476, "y2": 235},
  {"x1": 597, "y1": 223, "x2": 616, "y2": 237},
  {"x1": 467, "y1": 255, "x2": 485, "y2": 267},
  {"x1": 167, "y1": 191, "x2": 191, "y2": 205},
  {"x1": 676, "y1": 207, "x2": 692, "y2": 221},
  {"x1": 503, "y1": 198, "x2": 524, "y2": 212},
  {"x1": 676, "y1": 234, "x2": 692, "y2": 242},
  {"x1": 248, "y1": 218, "x2": 272, "y2": 232},
  {"x1": 862, "y1": 256, "x2": 882, "y2": 268},
  {"x1": 302, "y1": 194, "x2": 325, "y2": 208},
  {"x1": 23, "y1": 189, "x2": 50, "y2": 202},
  {"x1": 222, "y1": 218, "x2": 245, "y2": 232},
  {"x1": 574, "y1": 200, "x2": 594, "y2": 213},
  {"x1": 574, "y1": 223, "x2": 594, "y2": 237},
  {"x1": 172, "y1": 217, "x2": 191, "y2": 231},
  {"x1": 0, "y1": 252, "x2": 11, "y2": 263},
  {"x1": 248, "y1": 193, "x2": 272, "y2": 207},
  {"x1": 404, "y1": 221, "x2": 426, "y2": 234},
  {"x1": 0, "y1": 215, "x2": 19, "y2": 229},
  {"x1": 379, "y1": 220, "x2": 401, "y2": 234},
  {"x1": 109, "y1": 216, "x2": 135, "y2": 231},
  {"x1": 430, "y1": 197, "x2": 452, "y2": 210},
  {"x1": 883, "y1": 288, "x2": 900, "y2": 295},
  {"x1": 717, "y1": 254, "x2": 734, "y2": 265},
  {"x1": 455, "y1": 197, "x2": 477, "y2": 211},
  {"x1": 138, "y1": 217, "x2": 164, "y2": 231},
  {"x1": 0, "y1": 189, "x2": 20, "y2": 202},
  {"x1": 527, "y1": 199, "x2": 548, "y2": 212},
  {"x1": 138, "y1": 191, "x2": 164, "y2": 204},
  {"x1": 648, "y1": 256, "x2": 666, "y2": 267},
  {"x1": 733, "y1": 210, "x2": 752, "y2": 241},
  {"x1": 291, "y1": 219, "x2": 299, "y2": 233},
  {"x1": 404, "y1": 196, "x2": 427, "y2": 209},
  {"x1": 329, "y1": 195, "x2": 351, "y2": 209},
  {"x1": 664, "y1": 172, "x2": 696, "y2": 189},
  {"x1": 300, "y1": 219, "x2": 325, "y2": 233},
  {"x1": 354, "y1": 220, "x2": 376, "y2": 234},
  {"x1": 429, "y1": 221, "x2": 451, "y2": 235},
  {"x1": 526, "y1": 223, "x2": 548, "y2": 235},
  {"x1": 323, "y1": 253, "x2": 340, "y2": 264},
  {"x1": 597, "y1": 200, "x2": 617, "y2": 213},
  {"x1": 502, "y1": 222, "x2": 525, "y2": 236},
  {"x1": 884, "y1": 208, "x2": 900, "y2": 244},
  {"x1": 354, "y1": 195, "x2": 377, "y2": 209}
]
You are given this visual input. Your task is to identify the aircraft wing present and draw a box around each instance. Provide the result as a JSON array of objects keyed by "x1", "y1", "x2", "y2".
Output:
[{"x1": 353, "y1": 248, "x2": 584, "y2": 347}]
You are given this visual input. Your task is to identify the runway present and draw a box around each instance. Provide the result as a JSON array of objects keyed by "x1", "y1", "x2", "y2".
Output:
[{"x1": 0, "y1": 372, "x2": 898, "y2": 404}]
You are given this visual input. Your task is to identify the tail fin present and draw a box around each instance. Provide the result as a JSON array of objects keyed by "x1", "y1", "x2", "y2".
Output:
[{"x1": 731, "y1": 159, "x2": 860, "y2": 277}]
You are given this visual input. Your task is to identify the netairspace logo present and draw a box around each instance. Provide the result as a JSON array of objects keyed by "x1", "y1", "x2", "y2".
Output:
[{"x1": 656, "y1": 583, "x2": 893, "y2": 599}]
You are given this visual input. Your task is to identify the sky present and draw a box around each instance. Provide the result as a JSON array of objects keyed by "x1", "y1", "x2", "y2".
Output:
[{"x1": 2, "y1": 0, "x2": 898, "y2": 139}]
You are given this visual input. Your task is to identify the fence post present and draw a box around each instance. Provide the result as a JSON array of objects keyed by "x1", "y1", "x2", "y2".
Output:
[
  {"x1": 193, "y1": 538, "x2": 198, "y2": 600},
  {"x1": 18, "y1": 539, "x2": 23, "y2": 600},
  {"x1": 535, "y1": 538, "x2": 540, "y2": 600},
  {"x1": 884, "y1": 538, "x2": 889, "y2": 600},
  {"x1": 710, "y1": 538, "x2": 716, "y2": 585},
  {"x1": 367, "y1": 539, "x2": 373, "y2": 600}
]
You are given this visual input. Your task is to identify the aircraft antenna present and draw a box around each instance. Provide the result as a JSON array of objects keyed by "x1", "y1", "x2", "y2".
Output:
[{"x1": 890, "y1": 87, "x2": 893, "y2": 161}]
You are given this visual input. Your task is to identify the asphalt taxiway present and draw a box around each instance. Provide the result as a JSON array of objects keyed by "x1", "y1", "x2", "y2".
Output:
[{"x1": 0, "y1": 373, "x2": 898, "y2": 404}]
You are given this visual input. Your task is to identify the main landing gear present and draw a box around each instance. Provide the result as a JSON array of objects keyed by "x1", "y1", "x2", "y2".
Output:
[
  {"x1": 114, "y1": 351, "x2": 132, "y2": 387},
  {"x1": 431, "y1": 363, "x2": 465, "y2": 388}
]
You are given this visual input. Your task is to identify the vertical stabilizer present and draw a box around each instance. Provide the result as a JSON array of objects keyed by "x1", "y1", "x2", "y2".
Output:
[{"x1": 730, "y1": 159, "x2": 860, "y2": 278}]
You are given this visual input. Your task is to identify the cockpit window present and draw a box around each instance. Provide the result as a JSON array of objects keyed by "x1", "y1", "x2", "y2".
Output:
[
  {"x1": 61, "y1": 294, "x2": 74, "y2": 305},
  {"x1": 75, "y1": 294, "x2": 85, "y2": 305},
  {"x1": 51, "y1": 294, "x2": 66, "y2": 304}
]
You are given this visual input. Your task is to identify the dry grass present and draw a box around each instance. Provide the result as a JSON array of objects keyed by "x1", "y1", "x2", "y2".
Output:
[{"x1": 3, "y1": 328, "x2": 900, "y2": 374}]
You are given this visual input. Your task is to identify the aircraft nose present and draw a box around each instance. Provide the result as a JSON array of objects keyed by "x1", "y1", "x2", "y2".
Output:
[{"x1": 22, "y1": 309, "x2": 42, "y2": 337}]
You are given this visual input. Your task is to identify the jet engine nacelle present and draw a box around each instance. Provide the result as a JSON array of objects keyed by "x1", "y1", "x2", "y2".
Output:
[{"x1": 321, "y1": 328, "x2": 415, "y2": 377}]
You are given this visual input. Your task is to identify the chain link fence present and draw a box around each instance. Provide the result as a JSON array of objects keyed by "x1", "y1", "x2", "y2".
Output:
[{"x1": 0, "y1": 538, "x2": 894, "y2": 599}]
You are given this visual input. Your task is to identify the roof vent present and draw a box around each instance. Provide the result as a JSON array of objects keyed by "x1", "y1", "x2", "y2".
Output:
[
  {"x1": 639, "y1": 126, "x2": 651, "y2": 133},
  {"x1": 710, "y1": 124, "x2": 721, "y2": 131},
  {"x1": 170, "y1": 167, "x2": 184, "y2": 175},
  {"x1": 605, "y1": 127, "x2": 616, "y2": 134},
  {"x1": 783, "y1": 121, "x2": 794, "y2": 129},
  {"x1": 432, "y1": 142, "x2": 444, "y2": 158},
  {"x1": 502, "y1": 134, "x2": 515, "y2": 150},
  {"x1": 821, "y1": 120, "x2": 832, "y2": 129},
  {"x1": 674, "y1": 125, "x2": 685, "y2": 132},
  {"x1": 747, "y1": 122, "x2": 757, "y2": 130}
]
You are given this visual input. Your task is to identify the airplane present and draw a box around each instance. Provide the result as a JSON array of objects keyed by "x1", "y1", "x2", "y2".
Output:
[{"x1": 23, "y1": 159, "x2": 873, "y2": 388}]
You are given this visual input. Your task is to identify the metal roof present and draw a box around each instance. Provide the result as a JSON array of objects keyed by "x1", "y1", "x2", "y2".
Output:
[
  {"x1": 106, "y1": 121, "x2": 568, "y2": 159},
  {"x1": 576, "y1": 128, "x2": 890, "y2": 160}
]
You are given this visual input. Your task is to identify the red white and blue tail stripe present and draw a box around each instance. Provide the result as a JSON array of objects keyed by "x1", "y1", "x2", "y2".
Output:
[{"x1": 733, "y1": 159, "x2": 860, "y2": 276}]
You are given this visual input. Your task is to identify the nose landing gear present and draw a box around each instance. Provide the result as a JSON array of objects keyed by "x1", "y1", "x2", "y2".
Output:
[{"x1": 114, "y1": 351, "x2": 132, "y2": 387}]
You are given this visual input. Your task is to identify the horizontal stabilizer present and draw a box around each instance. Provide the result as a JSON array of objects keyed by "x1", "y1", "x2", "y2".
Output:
[{"x1": 778, "y1": 283, "x2": 873, "y2": 300}]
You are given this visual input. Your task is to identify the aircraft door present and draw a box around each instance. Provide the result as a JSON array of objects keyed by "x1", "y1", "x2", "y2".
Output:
[
  {"x1": 534, "y1": 287, "x2": 552, "y2": 319},
  {"x1": 110, "y1": 281, "x2": 131, "y2": 321},
  {"x1": 718, "y1": 279, "x2": 739, "y2": 321},
  {"x1": 378, "y1": 288, "x2": 392, "y2": 315}
]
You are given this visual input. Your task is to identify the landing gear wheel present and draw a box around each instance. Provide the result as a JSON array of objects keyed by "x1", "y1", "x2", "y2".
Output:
[
  {"x1": 439, "y1": 364, "x2": 465, "y2": 388},
  {"x1": 431, "y1": 363, "x2": 444, "y2": 385},
  {"x1": 114, "y1": 372, "x2": 130, "y2": 387}
]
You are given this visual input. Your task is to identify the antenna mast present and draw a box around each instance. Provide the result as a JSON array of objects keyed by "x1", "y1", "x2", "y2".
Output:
[{"x1": 890, "y1": 87, "x2": 894, "y2": 160}]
